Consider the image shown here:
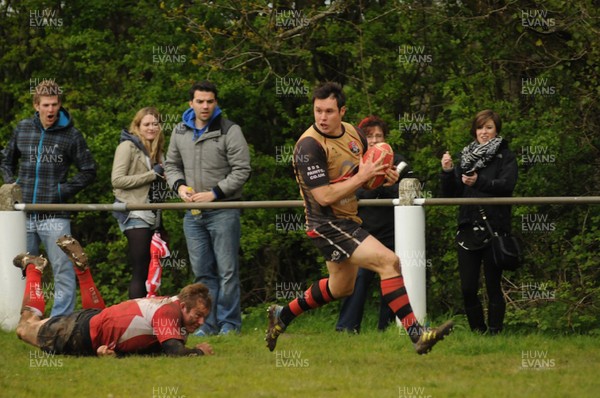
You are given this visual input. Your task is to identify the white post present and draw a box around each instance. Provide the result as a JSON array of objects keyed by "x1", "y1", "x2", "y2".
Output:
[
  {"x1": 0, "y1": 184, "x2": 27, "y2": 331},
  {"x1": 394, "y1": 178, "x2": 427, "y2": 324}
]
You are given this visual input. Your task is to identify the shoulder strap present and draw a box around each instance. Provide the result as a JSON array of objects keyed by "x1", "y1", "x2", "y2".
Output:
[{"x1": 479, "y1": 206, "x2": 498, "y2": 236}]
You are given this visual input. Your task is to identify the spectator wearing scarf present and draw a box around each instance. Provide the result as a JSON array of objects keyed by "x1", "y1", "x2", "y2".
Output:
[{"x1": 440, "y1": 110, "x2": 518, "y2": 334}]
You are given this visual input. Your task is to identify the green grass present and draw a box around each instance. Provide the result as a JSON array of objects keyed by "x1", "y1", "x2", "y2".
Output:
[{"x1": 1, "y1": 308, "x2": 599, "y2": 398}]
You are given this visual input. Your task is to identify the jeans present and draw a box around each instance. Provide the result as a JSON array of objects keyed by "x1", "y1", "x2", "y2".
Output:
[
  {"x1": 26, "y1": 215, "x2": 76, "y2": 317},
  {"x1": 183, "y1": 209, "x2": 241, "y2": 334},
  {"x1": 336, "y1": 267, "x2": 395, "y2": 333}
]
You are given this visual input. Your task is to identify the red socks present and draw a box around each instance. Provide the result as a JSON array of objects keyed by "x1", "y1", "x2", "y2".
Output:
[
  {"x1": 75, "y1": 268, "x2": 105, "y2": 310},
  {"x1": 22, "y1": 265, "x2": 45, "y2": 316},
  {"x1": 22, "y1": 259, "x2": 105, "y2": 314}
]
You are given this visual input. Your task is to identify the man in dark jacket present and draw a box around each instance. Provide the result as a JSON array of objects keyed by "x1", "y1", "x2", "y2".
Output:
[
  {"x1": 1, "y1": 80, "x2": 96, "y2": 317},
  {"x1": 336, "y1": 115, "x2": 412, "y2": 333}
]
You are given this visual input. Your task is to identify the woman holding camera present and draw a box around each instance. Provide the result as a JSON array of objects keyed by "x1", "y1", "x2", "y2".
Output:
[{"x1": 440, "y1": 110, "x2": 518, "y2": 334}]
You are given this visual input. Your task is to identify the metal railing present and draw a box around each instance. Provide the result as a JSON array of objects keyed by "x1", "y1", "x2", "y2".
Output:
[
  {"x1": 11, "y1": 196, "x2": 600, "y2": 212},
  {"x1": 2, "y1": 178, "x2": 599, "y2": 327}
]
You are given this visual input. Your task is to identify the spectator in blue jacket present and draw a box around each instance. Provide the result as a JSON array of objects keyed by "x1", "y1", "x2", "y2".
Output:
[{"x1": 1, "y1": 80, "x2": 96, "y2": 317}]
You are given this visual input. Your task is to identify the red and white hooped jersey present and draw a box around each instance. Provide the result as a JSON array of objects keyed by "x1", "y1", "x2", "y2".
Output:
[{"x1": 89, "y1": 296, "x2": 186, "y2": 354}]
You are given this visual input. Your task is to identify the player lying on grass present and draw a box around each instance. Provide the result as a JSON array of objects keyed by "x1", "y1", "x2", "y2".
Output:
[{"x1": 13, "y1": 235, "x2": 214, "y2": 357}]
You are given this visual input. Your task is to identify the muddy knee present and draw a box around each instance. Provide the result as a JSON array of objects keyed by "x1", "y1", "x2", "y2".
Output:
[
  {"x1": 15, "y1": 311, "x2": 43, "y2": 346},
  {"x1": 15, "y1": 323, "x2": 28, "y2": 341}
]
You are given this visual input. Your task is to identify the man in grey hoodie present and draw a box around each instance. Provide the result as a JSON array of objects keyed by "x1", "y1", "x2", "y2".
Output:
[{"x1": 165, "y1": 81, "x2": 251, "y2": 335}]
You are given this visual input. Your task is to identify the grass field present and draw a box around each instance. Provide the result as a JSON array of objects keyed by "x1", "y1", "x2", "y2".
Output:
[{"x1": 1, "y1": 307, "x2": 599, "y2": 398}]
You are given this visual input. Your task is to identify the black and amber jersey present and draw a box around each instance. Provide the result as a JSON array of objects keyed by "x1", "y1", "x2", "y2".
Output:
[{"x1": 293, "y1": 122, "x2": 367, "y2": 229}]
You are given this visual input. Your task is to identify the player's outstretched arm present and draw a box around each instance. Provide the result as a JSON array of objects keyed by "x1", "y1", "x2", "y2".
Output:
[{"x1": 161, "y1": 339, "x2": 214, "y2": 357}]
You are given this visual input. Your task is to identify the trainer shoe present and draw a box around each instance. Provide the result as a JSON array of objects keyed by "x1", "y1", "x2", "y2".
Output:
[
  {"x1": 414, "y1": 320, "x2": 454, "y2": 355},
  {"x1": 56, "y1": 235, "x2": 88, "y2": 271},
  {"x1": 194, "y1": 329, "x2": 208, "y2": 337},
  {"x1": 265, "y1": 305, "x2": 286, "y2": 352},
  {"x1": 13, "y1": 253, "x2": 48, "y2": 277}
]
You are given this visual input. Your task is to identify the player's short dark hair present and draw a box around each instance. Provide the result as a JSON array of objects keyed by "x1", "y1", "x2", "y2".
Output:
[
  {"x1": 178, "y1": 283, "x2": 212, "y2": 311},
  {"x1": 470, "y1": 109, "x2": 502, "y2": 137},
  {"x1": 358, "y1": 115, "x2": 389, "y2": 137},
  {"x1": 188, "y1": 81, "x2": 218, "y2": 101},
  {"x1": 312, "y1": 82, "x2": 345, "y2": 110}
]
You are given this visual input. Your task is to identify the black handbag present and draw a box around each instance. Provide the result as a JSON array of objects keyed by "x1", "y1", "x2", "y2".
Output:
[
  {"x1": 455, "y1": 221, "x2": 491, "y2": 251},
  {"x1": 479, "y1": 208, "x2": 522, "y2": 271}
]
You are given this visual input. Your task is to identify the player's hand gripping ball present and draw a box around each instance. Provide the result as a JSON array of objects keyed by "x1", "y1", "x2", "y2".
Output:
[{"x1": 362, "y1": 142, "x2": 394, "y2": 190}]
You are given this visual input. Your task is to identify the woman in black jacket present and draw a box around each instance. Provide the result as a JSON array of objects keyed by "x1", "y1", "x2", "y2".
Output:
[{"x1": 440, "y1": 110, "x2": 518, "y2": 334}]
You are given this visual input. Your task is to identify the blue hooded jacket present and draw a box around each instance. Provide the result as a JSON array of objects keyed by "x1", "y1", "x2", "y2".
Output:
[
  {"x1": 165, "y1": 106, "x2": 251, "y2": 201},
  {"x1": 182, "y1": 106, "x2": 222, "y2": 141}
]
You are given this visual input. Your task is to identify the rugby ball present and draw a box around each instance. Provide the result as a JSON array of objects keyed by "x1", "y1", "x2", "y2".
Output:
[{"x1": 362, "y1": 142, "x2": 394, "y2": 190}]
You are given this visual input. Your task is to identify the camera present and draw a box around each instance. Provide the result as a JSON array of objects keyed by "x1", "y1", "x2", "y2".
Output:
[{"x1": 464, "y1": 169, "x2": 475, "y2": 176}]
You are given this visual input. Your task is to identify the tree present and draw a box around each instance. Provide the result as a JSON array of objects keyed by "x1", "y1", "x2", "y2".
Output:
[{"x1": 1, "y1": 0, "x2": 598, "y2": 332}]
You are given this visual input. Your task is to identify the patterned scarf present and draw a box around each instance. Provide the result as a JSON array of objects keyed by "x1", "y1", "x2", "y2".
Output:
[{"x1": 460, "y1": 137, "x2": 503, "y2": 173}]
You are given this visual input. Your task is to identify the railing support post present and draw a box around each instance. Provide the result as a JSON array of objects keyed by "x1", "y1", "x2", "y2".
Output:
[
  {"x1": 0, "y1": 184, "x2": 27, "y2": 331},
  {"x1": 394, "y1": 178, "x2": 427, "y2": 324}
]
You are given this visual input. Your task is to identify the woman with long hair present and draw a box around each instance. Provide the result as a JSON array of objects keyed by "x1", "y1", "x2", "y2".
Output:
[{"x1": 112, "y1": 107, "x2": 168, "y2": 298}]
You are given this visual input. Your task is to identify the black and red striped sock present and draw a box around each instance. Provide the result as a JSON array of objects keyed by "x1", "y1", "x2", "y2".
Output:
[
  {"x1": 279, "y1": 278, "x2": 334, "y2": 326},
  {"x1": 381, "y1": 276, "x2": 422, "y2": 342}
]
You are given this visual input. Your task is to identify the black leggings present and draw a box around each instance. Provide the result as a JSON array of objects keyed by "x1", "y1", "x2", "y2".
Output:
[
  {"x1": 457, "y1": 245, "x2": 506, "y2": 333},
  {"x1": 124, "y1": 228, "x2": 153, "y2": 299}
]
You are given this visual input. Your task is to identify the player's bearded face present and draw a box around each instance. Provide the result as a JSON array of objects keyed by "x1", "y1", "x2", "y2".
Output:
[
  {"x1": 313, "y1": 96, "x2": 346, "y2": 135},
  {"x1": 182, "y1": 302, "x2": 209, "y2": 333}
]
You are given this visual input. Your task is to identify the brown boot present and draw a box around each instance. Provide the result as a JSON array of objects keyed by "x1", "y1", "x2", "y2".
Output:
[
  {"x1": 56, "y1": 235, "x2": 89, "y2": 271},
  {"x1": 13, "y1": 253, "x2": 48, "y2": 277}
]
